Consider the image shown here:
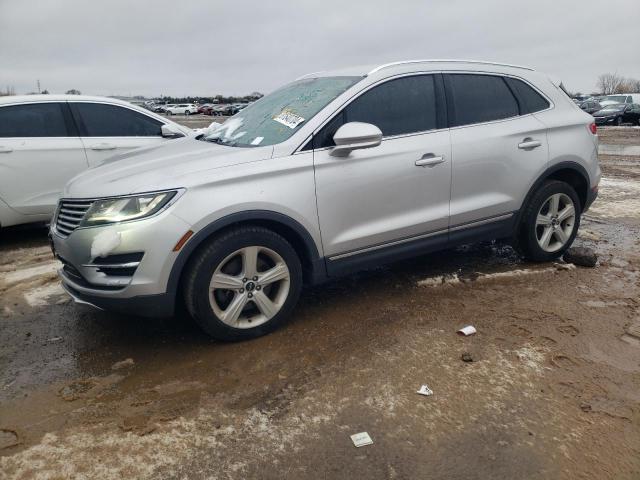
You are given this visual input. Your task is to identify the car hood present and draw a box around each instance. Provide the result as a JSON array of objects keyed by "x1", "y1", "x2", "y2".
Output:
[
  {"x1": 593, "y1": 109, "x2": 621, "y2": 117},
  {"x1": 64, "y1": 137, "x2": 274, "y2": 198}
]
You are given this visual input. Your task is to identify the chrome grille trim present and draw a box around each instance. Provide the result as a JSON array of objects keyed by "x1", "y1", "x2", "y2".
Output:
[{"x1": 54, "y1": 199, "x2": 94, "y2": 237}]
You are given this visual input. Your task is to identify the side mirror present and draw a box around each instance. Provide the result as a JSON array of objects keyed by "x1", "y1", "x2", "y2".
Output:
[
  {"x1": 161, "y1": 124, "x2": 184, "y2": 139},
  {"x1": 330, "y1": 122, "x2": 382, "y2": 157}
]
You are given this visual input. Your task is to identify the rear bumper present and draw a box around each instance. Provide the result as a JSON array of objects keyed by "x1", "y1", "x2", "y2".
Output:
[{"x1": 584, "y1": 184, "x2": 598, "y2": 212}]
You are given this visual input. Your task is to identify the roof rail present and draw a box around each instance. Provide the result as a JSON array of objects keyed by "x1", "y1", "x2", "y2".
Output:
[{"x1": 368, "y1": 59, "x2": 534, "y2": 75}]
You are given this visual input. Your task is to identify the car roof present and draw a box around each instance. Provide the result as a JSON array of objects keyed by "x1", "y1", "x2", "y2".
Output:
[
  {"x1": 299, "y1": 59, "x2": 535, "y2": 80},
  {"x1": 0, "y1": 94, "x2": 144, "y2": 107}
]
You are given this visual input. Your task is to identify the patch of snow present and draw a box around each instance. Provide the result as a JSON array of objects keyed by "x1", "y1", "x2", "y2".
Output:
[
  {"x1": 3, "y1": 261, "x2": 60, "y2": 284},
  {"x1": 23, "y1": 283, "x2": 65, "y2": 307}
]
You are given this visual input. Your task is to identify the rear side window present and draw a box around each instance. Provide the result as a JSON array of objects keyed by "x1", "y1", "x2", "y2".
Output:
[
  {"x1": 505, "y1": 78, "x2": 550, "y2": 113},
  {"x1": 446, "y1": 74, "x2": 519, "y2": 127},
  {"x1": 0, "y1": 103, "x2": 68, "y2": 137},
  {"x1": 312, "y1": 75, "x2": 438, "y2": 148},
  {"x1": 71, "y1": 103, "x2": 162, "y2": 137}
]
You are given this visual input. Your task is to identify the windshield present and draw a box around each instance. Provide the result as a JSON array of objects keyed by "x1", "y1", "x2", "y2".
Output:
[
  {"x1": 601, "y1": 104, "x2": 624, "y2": 111},
  {"x1": 202, "y1": 76, "x2": 361, "y2": 147},
  {"x1": 602, "y1": 95, "x2": 627, "y2": 103}
]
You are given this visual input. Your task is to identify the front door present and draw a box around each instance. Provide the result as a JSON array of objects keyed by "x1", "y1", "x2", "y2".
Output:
[
  {"x1": 312, "y1": 74, "x2": 452, "y2": 265},
  {"x1": 69, "y1": 102, "x2": 168, "y2": 167}
]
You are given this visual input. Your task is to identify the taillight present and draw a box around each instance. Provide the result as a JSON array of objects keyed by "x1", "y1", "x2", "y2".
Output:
[{"x1": 588, "y1": 123, "x2": 597, "y2": 135}]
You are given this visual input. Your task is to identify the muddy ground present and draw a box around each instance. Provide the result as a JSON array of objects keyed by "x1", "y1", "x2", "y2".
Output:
[{"x1": 1, "y1": 127, "x2": 639, "y2": 479}]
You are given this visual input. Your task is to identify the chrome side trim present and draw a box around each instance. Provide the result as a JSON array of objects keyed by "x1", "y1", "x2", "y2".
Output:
[
  {"x1": 449, "y1": 213, "x2": 514, "y2": 232},
  {"x1": 328, "y1": 228, "x2": 447, "y2": 261}
]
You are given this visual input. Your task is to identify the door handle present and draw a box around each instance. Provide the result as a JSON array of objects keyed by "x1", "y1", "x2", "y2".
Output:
[
  {"x1": 415, "y1": 154, "x2": 445, "y2": 167},
  {"x1": 518, "y1": 139, "x2": 542, "y2": 150},
  {"x1": 90, "y1": 143, "x2": 117, "y2": 151},
  {"x1": 0, "y1": 146, "x2": 13, "y2": 153}
]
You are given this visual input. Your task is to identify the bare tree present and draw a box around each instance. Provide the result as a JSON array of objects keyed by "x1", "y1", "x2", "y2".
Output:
[
  {"x1": 625, "y1": 78, "x2": 640, "y2": 93},
  {"x1": 596, "y1": 73, "x2": 625, "y2": 95},
  {"x1": 0, "y1": 85, "x2": 15, "y2": 96},
  {"x1": 65, "y1": 89, "x2": 81, "y2": 95}
]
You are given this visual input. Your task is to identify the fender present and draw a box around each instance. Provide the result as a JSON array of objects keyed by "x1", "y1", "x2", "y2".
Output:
[
  {"x1": 513, "y1": 160, "x2": 591, "y2": 235},
  {"x1": 165, "y1": 210, "x2": 325, "y2": 309}
]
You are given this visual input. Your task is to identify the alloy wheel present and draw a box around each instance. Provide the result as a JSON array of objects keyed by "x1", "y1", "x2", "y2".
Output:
[
  {"x1": 208, "y1": 246, "x2": 290, "y2": 328},
  {"x1": 535, "y1": 193, "x2": 576, "y2": 252}
]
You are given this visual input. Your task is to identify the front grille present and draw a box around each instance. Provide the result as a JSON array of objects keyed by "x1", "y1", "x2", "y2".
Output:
[{"x1": 54, "y1": 199, "x2": 94, "y2": 237}]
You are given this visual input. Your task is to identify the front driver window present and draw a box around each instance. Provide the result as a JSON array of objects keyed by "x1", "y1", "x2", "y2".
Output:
[
  {"x1": 313, "y1": 75, "x2": 438, "y2": 149},
  {"x1": 71, "y1": 103, "x2": 163, "y2": 137}
]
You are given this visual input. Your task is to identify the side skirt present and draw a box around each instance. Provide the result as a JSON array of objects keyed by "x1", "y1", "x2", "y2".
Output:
[{"x1": 325, "y1": 213, "x2": 517, "y2": 278}]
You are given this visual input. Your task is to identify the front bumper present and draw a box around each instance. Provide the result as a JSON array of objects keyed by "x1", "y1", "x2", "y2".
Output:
[
  {"x1": 51, "y1": 209, "x2": 192, "y2": 316},
  {"x1": 594, "y1": 116, "x2": 617, "y2": 125}
]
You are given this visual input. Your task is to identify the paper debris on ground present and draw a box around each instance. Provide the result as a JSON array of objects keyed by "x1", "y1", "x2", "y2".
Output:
[
  {"x1": 457, "y1": 325, "x2": 477, "y2": 336},
  {"x1": 416, "y1": 384, "x2": 433, "y2": 396},
  {"x1": 350, "y1": 432, "x2": 373, "y2": 447}
]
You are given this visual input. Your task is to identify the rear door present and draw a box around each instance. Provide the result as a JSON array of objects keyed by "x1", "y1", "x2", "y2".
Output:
[
  {"x1": 0, "y1": 102, "x2": 87, "y2": 215},
  {"x1": 69, "y1": 102, "x2": 167, "y2": 167},
  {"x1": 445, "y1": 73, "x2": 550, "y2": 228},
  {"x1": 313, "y1": 74, "x2": 452, "y2": 260}
]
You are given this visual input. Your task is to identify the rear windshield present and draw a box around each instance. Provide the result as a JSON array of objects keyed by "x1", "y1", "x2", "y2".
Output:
[{"x1": 203, "y1": 76, "x2": 361, "y2": 147}]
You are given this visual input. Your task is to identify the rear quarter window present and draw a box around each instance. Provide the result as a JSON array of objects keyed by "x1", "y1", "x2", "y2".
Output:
[
  {"x1": 505, "y1": 77, "x2": 551, "y2": 113},
  {"x1": 0, "y1": 103, "x2": 68, "y2": 137},
  {"x1": 446, "y1": 74, "x2": 519, "y2": 127}
]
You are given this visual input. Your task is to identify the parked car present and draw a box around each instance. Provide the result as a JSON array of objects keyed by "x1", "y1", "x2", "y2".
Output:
[
  {"x1": 593, "y1": 103, "x2": 640, "y2": 126},
  {"x1": 598, "y1": 94, "x2": 640, "y2": 106},
  {"x1": 211, "y1": 105, "x2": 230, "y2": 116},
  {"x1": 0, "y1": 95, "x2": 191, "y2": 228},
  {"x1": 165, "y1": 104, "x2": 198, "y2": 115},
  {"x1": 579, "y1": 100, "x2": 602, "y2": 114},
  {"x1": 197, "y1": 104, "x2": 213, "y2": 115},
  {"x1": 200, "y1": 105, "x2": 218, "y2": 116},
  {"x1": 51, "y1": 60, "x2": 599, "y2": 341},
  {"x1": 153, "y1": 104, "x2": 169, "y2": 113}
]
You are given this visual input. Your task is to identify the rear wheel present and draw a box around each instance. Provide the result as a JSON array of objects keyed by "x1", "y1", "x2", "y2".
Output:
[
  {"x1": 616, "y1": 116, "x2": 623, "y2": 126},
  {"x1": 184, "y1": 226, "x2": 303, "y2": 341},
  {"x1": 185, "y1": 110, "x2": 191, "y2": 116},
  {"x1": 516, "y1": 180, "x2": 581, "y2": 262}
]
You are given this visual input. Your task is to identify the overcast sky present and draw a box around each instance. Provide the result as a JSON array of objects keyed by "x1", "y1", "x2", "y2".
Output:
[{"x1": 1, "y1": 0, "x2": 639, "y2": 97}]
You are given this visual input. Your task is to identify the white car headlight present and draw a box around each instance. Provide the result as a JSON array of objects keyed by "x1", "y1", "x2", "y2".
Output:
[{"x1": 80, "y1": 191, "x2": 179, "y2": 227}]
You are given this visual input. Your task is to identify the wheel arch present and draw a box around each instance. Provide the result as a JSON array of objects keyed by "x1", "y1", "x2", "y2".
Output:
[
  {"x1": 514, "y1": 161, "x2": 590, "y2": 235},
  {"x1": 166, "y1": 210, "x2": 326, "y2": 313}
]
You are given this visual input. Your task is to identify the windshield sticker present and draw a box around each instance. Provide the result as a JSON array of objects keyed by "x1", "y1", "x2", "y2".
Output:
[
  {"x1": 273, "y1": 110, "x2": 305, "y2": 129},
  {"x1": 250, "y1": 136, "x2": 264, "y2": 146}
]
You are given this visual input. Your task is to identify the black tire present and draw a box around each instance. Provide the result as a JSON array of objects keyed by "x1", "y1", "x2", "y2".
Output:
[
  {"x1": 516, "y1": 180, "x2": 581, "y2": 262},
  {"x1": 616, "y1": 116, "x2": 623, "y2": 126},
  {"x1": 166, "y1": 111, "x2": 172, "y2": 116},
  {"x1": 185, "y1": 110, "x2": 191, "y2": 116},
  {"x1": 183, "y1": 226, "x2": 303, "y2": 341}
]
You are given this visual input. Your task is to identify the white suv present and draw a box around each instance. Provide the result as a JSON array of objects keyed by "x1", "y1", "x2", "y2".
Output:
[
  {"x1": 51, "y1": 60, "x2": 600, "y2": 341},
  {"x1": 0, "y1": 95, "x2": 190, "y2": 228},
  {"x1": 165, "y1": 104, "x2": 199, "y2": 115}
]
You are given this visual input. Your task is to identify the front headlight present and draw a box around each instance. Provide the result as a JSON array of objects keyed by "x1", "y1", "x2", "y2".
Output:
[{"x1": 80, "y1": 191, "x2": 178, "y2": 227}]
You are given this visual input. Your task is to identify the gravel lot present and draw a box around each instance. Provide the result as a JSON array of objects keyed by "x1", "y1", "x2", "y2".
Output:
[{"x1": 1, "y1": 126, "x2": 639, "y2": 479}]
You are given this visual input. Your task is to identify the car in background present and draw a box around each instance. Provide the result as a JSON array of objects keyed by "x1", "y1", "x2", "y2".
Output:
[
  {"x1": 165, "y1": 104, "x2": 199, "y2": 115},
  {"x1": 593, "y1": 103, "x2": 640, "y2": 126},
  {"x1": 579, "y1": 100, "x2": 602, "y2": 114},
  {"x1": 599, "y1": 94, "x2": 640, "y2": 106},
  {"x1": 0, "y1": 95, "x2": 191, "y2": 228},
  {"x1": 50, "y1": 59, "x2": 600, "y2": 341},
  {"x1": 197, "y1": 104, "x2": 213, "y2": 114}
]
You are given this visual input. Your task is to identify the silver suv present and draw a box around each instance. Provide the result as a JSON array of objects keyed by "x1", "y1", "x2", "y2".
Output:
[{"x1": 51, "y1": 60, "x2": 600, "y2": 340}]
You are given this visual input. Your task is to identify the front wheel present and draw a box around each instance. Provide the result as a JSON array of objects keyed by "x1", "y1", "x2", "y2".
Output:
[
  {"x1": 184, "y1": 226, "x2": 303, "y2": 341},
  {"x1": 616, "y1": 116, "x2": 623, "y2": 126},
  {"x1": 185, "y1": 110, "x2": 191, "y2": 116},
  {"x1": 516, "y1": 180, "x2": 581, "y2": 262}
]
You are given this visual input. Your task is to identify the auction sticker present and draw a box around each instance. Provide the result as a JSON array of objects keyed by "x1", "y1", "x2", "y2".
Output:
[{"x1": 273, "y1": 110, "x2": 305, "y2": 129}]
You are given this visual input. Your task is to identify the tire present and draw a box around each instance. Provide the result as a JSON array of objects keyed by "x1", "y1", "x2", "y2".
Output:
[
  {"x1": 185, "y1": 110, "x2": 191, "y2": 116},
  {"x1": 166, "y1": 111, "x2": 172, "y2": 116},
  {"x1": 616, "y1": 116, "x2": 623, "y2": 126},
  {"x1": 516, "y1": 180, "x2": 581, "y2": 262},
  {"x1": 183, "y1": 226, "x2": 303, "y2": 341}
]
